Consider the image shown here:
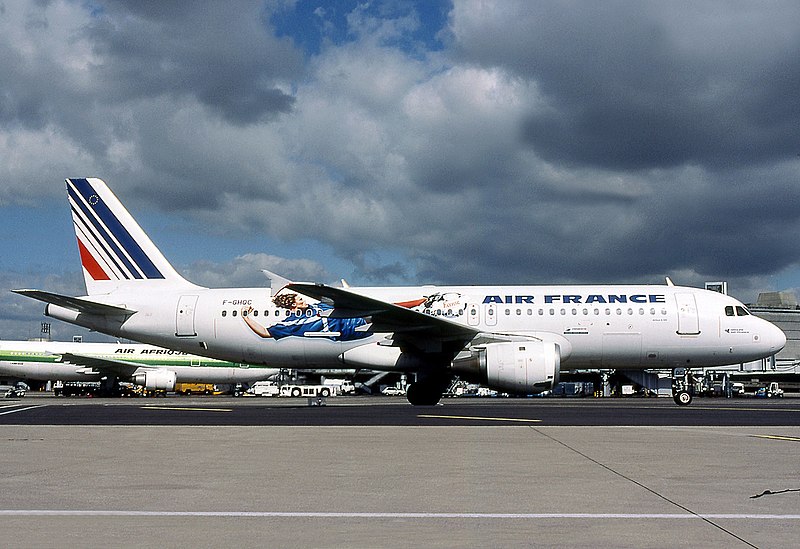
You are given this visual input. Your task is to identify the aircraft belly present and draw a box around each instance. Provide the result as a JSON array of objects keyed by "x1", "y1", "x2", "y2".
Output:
[{"x1": 601, "y1": 332, "x2": 642, "y2": 367}]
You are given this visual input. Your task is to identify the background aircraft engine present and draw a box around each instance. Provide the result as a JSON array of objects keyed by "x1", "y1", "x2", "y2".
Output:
[
  {"x1": 451, "y1": 341, "x2": 560, "y2": 394},
  {"x1": 133, "y1": 370, "x2": 177, "y2": 391}
]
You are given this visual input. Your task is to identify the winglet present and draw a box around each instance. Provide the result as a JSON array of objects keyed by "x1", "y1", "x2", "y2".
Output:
[
  {"x1": 261, "y1": 269, "x2": 292, "y2": 295},
  {"x1": 665, "y1": 276, "x2": 675, "y2": 286}
]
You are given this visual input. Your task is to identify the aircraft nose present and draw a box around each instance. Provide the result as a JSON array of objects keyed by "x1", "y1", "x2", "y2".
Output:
[{"x1": 764, "y1": 322, "x2": 786, "y2": 353}]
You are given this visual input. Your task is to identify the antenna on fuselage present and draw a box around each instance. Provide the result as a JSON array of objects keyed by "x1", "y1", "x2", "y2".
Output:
[{"x1": 665, "y1": 276, "x2": 675, "y2": 286}]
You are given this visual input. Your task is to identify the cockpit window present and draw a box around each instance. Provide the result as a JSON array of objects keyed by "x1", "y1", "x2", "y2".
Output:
[{"x1": 726, "y1": 305, "x2": 750, "y2": 316}]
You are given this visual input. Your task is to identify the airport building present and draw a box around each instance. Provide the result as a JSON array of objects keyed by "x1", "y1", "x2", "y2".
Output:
[{"x1": 742, "y1": 291, "x2": 800, "y2": 388}]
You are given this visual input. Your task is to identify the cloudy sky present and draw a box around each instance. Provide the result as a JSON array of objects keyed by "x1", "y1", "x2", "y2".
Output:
[{"x1": 2, "y1": 0, "x2": 800, "y2": 341}]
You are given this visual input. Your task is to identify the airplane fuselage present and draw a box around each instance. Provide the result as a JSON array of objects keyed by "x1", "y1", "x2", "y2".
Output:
[
  {"x1": 0, "y1": 340, "x2": 278, "y2": 384},
  {"x1": 44, "y1": 284, "x2": 786, "y2": 372}
]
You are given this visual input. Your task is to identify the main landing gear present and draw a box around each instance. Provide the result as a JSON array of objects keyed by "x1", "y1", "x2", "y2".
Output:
[
  {"x1": 406, "y1": 374, "x2": 450, "y2": 406},
  {"x1": 672, "y1": 368, "x2": 694, "y2": 406}
]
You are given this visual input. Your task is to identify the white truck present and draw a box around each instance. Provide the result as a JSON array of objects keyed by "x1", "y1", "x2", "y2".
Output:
[
  {"x1": 248, "y1": 381, "x2": 280, "y2": 397},
  {"x1": 279, "y1": 384, "x2": 336, "y2": 398}
]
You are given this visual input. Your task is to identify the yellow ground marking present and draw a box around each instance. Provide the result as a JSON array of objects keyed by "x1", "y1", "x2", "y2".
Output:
[
  {"x1": 418, "y1": 414, "x2": 541, "y2": 423},
  {"x1": 750, "y1": 435, "x2": 800, "y2": 442}
]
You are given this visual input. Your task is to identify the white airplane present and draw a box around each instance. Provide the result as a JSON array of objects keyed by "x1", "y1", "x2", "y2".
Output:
[
  {"x1": 0, "y1": 339, "x2": 279, "y2": 390},
  {"x1": 14, "y1": 178, "x2": 786, "y2": 406}
]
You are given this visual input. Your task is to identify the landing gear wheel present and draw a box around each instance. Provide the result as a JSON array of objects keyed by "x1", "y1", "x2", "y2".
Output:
[
  {"x1": 406, "y1": 382, "x2": 443, "y2": 406},
  {"x1": 673, "y1": 390, "x2": 692, "y2": 406}
]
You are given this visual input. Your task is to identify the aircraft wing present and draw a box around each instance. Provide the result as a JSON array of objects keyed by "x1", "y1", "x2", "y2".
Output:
[
  {"x1": 57, "y1": 352, "x2": 147, "y2": 378},
  {"x1": 12, "y1": 289, "x2": 136, "y2": 316},
  {"x1": 286, "y1": 283, "x2": 479, "y2": 345}
]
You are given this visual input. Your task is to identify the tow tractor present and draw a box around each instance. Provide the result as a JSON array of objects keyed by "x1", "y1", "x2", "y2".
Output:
[{"x1": 756, "y1": 382, "x2": 784, "y2": 398}]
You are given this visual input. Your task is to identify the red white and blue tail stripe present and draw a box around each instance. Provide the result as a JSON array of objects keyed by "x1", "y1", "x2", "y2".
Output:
[{"x1": 66, "y1": 178, "x2": 194, "y2": 294}]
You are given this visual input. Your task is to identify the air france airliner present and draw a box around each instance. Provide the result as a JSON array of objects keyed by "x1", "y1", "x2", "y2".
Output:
[{"x1": 14, "y1": 178, "x2": 785, "y2": 405}]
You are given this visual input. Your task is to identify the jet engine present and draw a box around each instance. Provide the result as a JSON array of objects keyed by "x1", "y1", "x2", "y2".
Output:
[
  {"x1": 133, "y1": 369, "x2": 177, "y2": 391},
  {"x1": 450, "y1": 341, "x2": 560, "y2": 394}
]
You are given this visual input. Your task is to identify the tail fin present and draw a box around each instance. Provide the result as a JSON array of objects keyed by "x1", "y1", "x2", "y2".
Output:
[{"x1": 66, "y1": 178, "x2": 197, "y2": 295}]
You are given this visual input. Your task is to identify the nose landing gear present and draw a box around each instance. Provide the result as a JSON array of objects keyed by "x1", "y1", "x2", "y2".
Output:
[{"x1": 672, "y1": 368, "x2": 694, "y2": 406}]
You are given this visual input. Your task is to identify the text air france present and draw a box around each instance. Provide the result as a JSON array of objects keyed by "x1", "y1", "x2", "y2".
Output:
[{"x1": 482, "y1": 294, "x2": 667, "y2": 305}]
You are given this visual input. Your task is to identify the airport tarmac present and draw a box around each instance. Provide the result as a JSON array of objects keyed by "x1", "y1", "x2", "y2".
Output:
[{"x1": 1, "y1": 395, "x2": 799, "y2": 548}]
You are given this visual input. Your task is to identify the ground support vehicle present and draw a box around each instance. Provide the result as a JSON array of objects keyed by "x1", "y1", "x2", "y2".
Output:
[
  {"x1": 279, "y1": 384, "x2": 336, "y2": 398},
  {"x1": 248, "y1": 381, "x2": 280, "y2": 397},
  {"x1": 756, "y1": 382, "x2": 784, "y2": 398}
]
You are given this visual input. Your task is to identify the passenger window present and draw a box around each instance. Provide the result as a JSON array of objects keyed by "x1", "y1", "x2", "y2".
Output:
[
  {"x1": 725, "y1": 306, "x2": 735, "y2": 316},
  {"x1": 221, "y1": 310, "x2": 227, "y2": 317},
  {"x1": 736, "y1": 306, "x2": 750, "y2": 316},
  {"x1": 232, "y1": 310, "x2": 237, "y2": 317}
]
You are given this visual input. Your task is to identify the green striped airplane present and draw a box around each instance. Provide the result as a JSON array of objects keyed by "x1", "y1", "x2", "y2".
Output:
[{"x1": 0, "y1": 340, "x2": 279, "y2": 390}]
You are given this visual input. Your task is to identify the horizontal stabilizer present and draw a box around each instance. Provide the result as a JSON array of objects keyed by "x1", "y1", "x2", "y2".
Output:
[{"x1": 12, "y1": 289, "x2": 136, "y2": 316}]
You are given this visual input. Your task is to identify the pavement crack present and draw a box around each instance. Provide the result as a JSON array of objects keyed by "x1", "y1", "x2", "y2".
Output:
[
  {"x1": 750, "y1": 488, "x2": 800, "y2": 499},
  {"x1": 530, "y1": 427, "x2": 758, "y2": 549}
]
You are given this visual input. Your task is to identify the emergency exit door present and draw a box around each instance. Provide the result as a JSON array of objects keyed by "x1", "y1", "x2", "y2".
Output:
[
  {"x1": 176, "y1": 295, "x2": 199, "y2": 337},
  {"x1": 675, "y1": 293, "x2": 700, "y2": 335}
]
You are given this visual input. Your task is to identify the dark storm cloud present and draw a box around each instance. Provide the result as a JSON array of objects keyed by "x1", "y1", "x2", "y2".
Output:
[
  {"x1": 448, "y1": 1, "x2": 800, "y2": 171},
  {"x1": 4, "y1": 0, "x2": 800, "y2": 344},
  {"x1": 85, "y1": 0, "x2": 301, "y2": 125}
]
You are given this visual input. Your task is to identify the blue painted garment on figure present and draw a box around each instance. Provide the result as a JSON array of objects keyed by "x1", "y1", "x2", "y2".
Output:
[{"x1": 268, "y1": 303, "x2": 371, "y2": 341}]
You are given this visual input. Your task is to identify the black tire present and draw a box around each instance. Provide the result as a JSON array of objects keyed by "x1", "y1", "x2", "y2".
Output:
[
  {"x1": 406, "y1": 382, "x2": 443, "y2": 406},
  {"x1": 673, "y1": 391, "x2": 692, "y2": 406},
  {"x1": 320, "y1": 387, "x2": 331, "y2": 397},
  {"x1": 291, "y1": 387, "x2": 302, "y2": 398}
]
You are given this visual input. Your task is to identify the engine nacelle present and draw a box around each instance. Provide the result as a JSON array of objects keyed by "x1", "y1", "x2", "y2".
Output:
[
  {"x1": 451, "y1": 341, "x2": 560, "y2": 394},
  {"x1": 133, "y1": 369, "x2": 177, "y2": 391}
]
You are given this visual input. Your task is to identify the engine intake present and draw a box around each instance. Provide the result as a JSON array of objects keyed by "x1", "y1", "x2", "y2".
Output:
[
  {"x1": 133, "y1": 369, "x2": 177, "y2": 391},
  {"x1": 451, "y1": 341, "x2": 560, "y2": 394}
]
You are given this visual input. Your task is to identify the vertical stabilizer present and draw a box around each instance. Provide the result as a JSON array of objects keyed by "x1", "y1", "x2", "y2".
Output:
[{"x1": 66, "y1": 178, "x2": 197, "y2": 295}]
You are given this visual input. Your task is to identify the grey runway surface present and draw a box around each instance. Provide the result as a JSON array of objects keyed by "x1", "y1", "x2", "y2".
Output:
[{"x1": 1, "y1": 395, "x2": 799, "y2": 548}]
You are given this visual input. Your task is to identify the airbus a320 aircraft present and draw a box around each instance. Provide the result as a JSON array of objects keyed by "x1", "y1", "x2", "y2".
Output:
[{"x1": 14, "y1": 178, "x2": 785, "y2": 406}]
